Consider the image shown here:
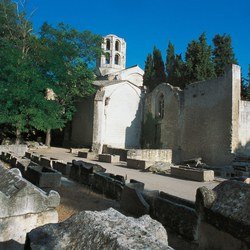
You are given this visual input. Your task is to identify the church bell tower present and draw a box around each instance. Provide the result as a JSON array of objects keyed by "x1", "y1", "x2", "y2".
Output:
[{"x1": 97, "y1": 34, "x2": 126, "y2": 76}]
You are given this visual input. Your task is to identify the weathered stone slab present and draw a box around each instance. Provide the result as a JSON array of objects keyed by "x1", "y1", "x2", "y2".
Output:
[
  {"x1": 0, "y1": 165, "x2": 59, "y2": 244},
  {"x1": 0, "y1": 144, "x2": 28, "y2": 156},
  {"x1": 26, "y1": 165, "x2": 62, "y2": 188},
  {"x1": 120, "y1": 183, "x2": 149, "y2": 217},
  {"x1": 103, "y1": 145, "x2": 129, "y2": 161},
  {"x1": 91, "y1": 172, "x2": 124, "y2": 200},
  {"x1": 196, "y1": 181, "x2": 250, "y2": 249},
  {"x1": 143, "y1": 190, "x2": 197, "y2": 241},
  {"x1": 25, "y1": 208, "x2": 172, "y2": 249},
  {"x1": 40, "y1": 157, "x2": 52, "y2": 168},
  {"x1": 78, "y1": 151, "x2": 97, "y2": 160},
  {"x1": 98, "y1": 154, "x2": 120, "y2": 163},
  {"x1": 127, "y1": 149, "x2": 172, "y2": 162},
  {"x1": 146, "y1": 162, "x2": 173, "y2": 173},
  {"x1": 126, "y1": 158, "x2": 153, "y2": 170},
  {"x1": 30, "y1": 154, "x2": 40, "y2": 165},
  {"x1": 171, "y1": 166, "x2": 214, "y2": 182},
  {"x1": 52, "y1": 161, "x2": 71, "y2": 176},
  {"x1": 69, "y1": 160, "x2": 106, "y2": 184}
]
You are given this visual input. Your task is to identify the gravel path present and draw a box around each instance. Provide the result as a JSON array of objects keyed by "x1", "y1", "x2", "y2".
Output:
[{"x1": 31, "y1": 147, "x2": 220, "y2": 201}]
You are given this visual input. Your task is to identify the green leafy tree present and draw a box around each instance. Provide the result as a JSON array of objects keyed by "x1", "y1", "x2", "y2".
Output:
[
  {"x1": 185, "y1": 32, "x2": 215, "y2": 84},
  {"x1": 0, "y1": 1, "x2": 102, "y2": 145},
  {"x1": 0, "y1": 37, "x2": 64, "y2": 143},
  {"x1": 37, "y1": 22, "x2": 102, "y2": 145},
  {"x1": 0, "y1": 0, "x2": 62, "y2": 143},
  {"x1": 212, "y1": 34, "x2": 237, "y2": 77}
]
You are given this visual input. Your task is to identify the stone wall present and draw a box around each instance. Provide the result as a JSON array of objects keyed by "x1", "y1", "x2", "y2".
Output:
[
  {"x1": 181, "y1": 65, "x2": 240, "y2": 165},
  {"x1": 144, "y1": 65, "x2": 242, "y2": 166},
  {"x1": 238, "y1": 100, "x2": 250, "y2": 156},
  {"x1": 92, "y1": 81, "x2": 143, "y2": 152},
  {"x1": 127, "y1": 149, "x2": 172, "y2": 162},
  {"x1": 0, "y1": 165, "x2": 59, "y2": 245},
  {"x1": 143, "y1": 83, "x2": 181, "y2": 162}
]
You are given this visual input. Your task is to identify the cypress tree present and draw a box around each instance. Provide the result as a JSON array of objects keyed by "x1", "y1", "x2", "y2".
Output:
[
  {"x1": 212, "y1": 34, "x2": 237, "y2": 77},
  {"x1": 166, "y1": 42, "x2": 175, "y2": 83},
  {"x1": 172, "y1": 54, "x2": 185, "y2": 89},
  {"x1": 165, "y1": 42, "x2": 185, "y2": 88},
  {"x1": 185, "y1": 32, "x2": 215, "y2": 84},
  {"x1": 143, "y1": 53, "x2": 153, "y2": 91},
  {"x1": 152, "y1": 46, "x2": 166, "y2": 89}
]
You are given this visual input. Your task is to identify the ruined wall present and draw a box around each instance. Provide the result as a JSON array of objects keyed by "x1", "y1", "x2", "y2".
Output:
[
  {"x1": 70, "y1": 97, "x2": 94, "y2": 147},
  {"x1": 143, "y1": 83, "x2": 182, "y2": 162},
  {"x1": 238, "y1": 100, "x2": 250, "y2": 156},
  {"x1": 144, "y1": 65, "x2": 241, "y2": 166},
  {"x1": 181, "y1": 65, "x2": 241, "y2": 165}
]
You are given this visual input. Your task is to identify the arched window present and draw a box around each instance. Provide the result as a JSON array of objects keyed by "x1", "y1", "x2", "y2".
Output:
[
  {"x1": 115, "y1": 40, "x2": 120, "y2": 51},
  {"x1": 106, "y1": 39, "x2": 111, "y2": 50},
  {"x1": 105, "y1": 52, "x2": 110, "y2": 64},
  {"x1": 114, "y1": 54, "x2": 120, "y2": 65},
  {"x1": 158, "y1": 94, "x2": 164, "y2": 119}
]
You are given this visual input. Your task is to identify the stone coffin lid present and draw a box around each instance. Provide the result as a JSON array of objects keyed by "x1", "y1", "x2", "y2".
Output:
[
  {"x1": 0, "y1": 165, "x2": 27, "y2": 198},
  {"x1": 0, "y1": 165, "x2": 60, "y2": 218}
]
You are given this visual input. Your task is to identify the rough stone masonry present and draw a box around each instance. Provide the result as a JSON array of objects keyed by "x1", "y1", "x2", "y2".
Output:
[
  {"x1": 0, "y1": 165, "x2": 60, "y2": 245},
  {"x1": 25, "y1": 208, "x2": 173, "y2": 250}
]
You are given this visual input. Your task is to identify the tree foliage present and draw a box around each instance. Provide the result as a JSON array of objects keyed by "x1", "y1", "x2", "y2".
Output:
[
  {"x1": 241, "y1": 65, "x2": 250, "y2": 100},
  {"x1": 0, "y1": 0, "x2": 102, "y2": 143},
  {"x1": 143, "y1": 47, "x2": 166, "y2": 92},
  {"x1": 143, "y1": 54, "x2": 153, "y2": 91},
  {"x1": 166, "y1": 42, "x2": 185, "y2": 88},
  {"x1": 143, "y1": 32, "x2": 241, "y2": 91},
  {"x1": 212, "y1": 34, "x2": 237, "y2": 77},
  {"x1": 152, "y1": 47, "x2": 166, "y2": 87},
  {"x1": 37, "y1": 22, "x2": 102, "y2": 124},
  {"x1": 185, "y1": 33, "x2": 215, "y2": 84}
]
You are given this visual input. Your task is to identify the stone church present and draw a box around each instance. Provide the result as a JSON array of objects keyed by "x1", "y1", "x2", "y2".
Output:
[
  {"x1": 68, "y1": 34, "x2": 144, "y2": 153},
  {"x1": 67, "y1": 34, "x2": 250, "y2": 166}
]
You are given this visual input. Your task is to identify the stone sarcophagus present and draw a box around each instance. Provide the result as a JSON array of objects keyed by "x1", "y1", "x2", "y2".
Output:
[
  {"x1": 196, "y1": 180, "x2": 250, "y2": 250},
  {"x1": 0, "y1": 165, "x2": 60, "y2": 245},
  {"x1": 26, "y1": 165, "x2": 62, "y2": 188}
]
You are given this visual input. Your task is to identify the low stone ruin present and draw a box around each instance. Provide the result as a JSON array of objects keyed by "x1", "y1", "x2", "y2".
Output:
[
  {"x1": 98, "y1": 153, "x2": 120, "y2": 163},
  {"x1": 121, "y1": 180, "x2": 197, "y2": 240},
  {"x1": 25, "y1": 208, "x2": 173, "y2": 250},
  {"x1": 0, "y1": 165, "x2": 60, "y2": 245},
  {"x1": 196, "y1": 180, "x2": 250, "y2": 249},
  {"x1": 0, "y1": 144, "x2": 28, "y2": 157},
  {"x1": 171, "y1": 166, "x2": 214, "y2": 182},
  {"x1": 126, "y1": 149, "x2": 172, "y2": 170}
]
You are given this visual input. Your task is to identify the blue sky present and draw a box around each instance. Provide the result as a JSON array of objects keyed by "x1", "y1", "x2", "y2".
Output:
[{"x1": 29, "y1": 0, "x2": 250, "y2": 77}]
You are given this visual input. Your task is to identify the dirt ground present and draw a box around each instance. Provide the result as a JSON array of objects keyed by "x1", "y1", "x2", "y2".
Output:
[{"x1": 51, "y1": 177, "x2": 120, "y2": 222}]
